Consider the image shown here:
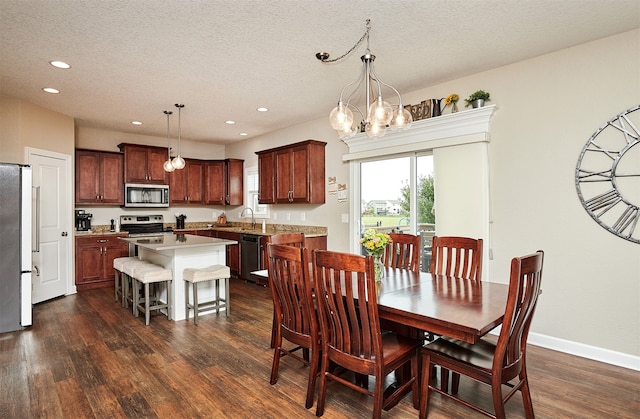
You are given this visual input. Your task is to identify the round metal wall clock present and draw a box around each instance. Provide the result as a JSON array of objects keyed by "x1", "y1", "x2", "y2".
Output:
[{"x1": 575, "y1": 105, "x2": 640, "y2": 244}]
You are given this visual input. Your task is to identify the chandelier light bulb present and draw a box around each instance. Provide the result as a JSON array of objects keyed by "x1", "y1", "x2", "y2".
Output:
[
  {"x1": 365, "y1": 122, "x2": 386, "y2": 138},
  {"x1": 163, "y1": 159, "x2": 175, "y2": 172},
  {"x1": 389, "y1": 106, "x2": 413, "y2": 132},
  {"x1": 172, "y1": 155, "x2": 186, "y2": 169},
  {"x1": 368, "y1": 96, "x2": 393, "y2": 125},
  {"x1": 329, "y1": 102, "x2": 353, "y2": 130}
]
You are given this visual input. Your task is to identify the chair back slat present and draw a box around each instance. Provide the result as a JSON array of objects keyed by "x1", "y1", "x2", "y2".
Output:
[
  {"x1": 384, "y1": 233, "x2": 421, "y2": 272},
  {"x1": 430, "y1": 236, "x2": 483, "y2": 281},
  {"x1": 267, "y1": 244, "x2": 316, "y2": 340},
  {"x1": 267, "y1": 232, "x2": 305, "y2": 247},
  {"x1": 313, "y1": 250, "x2": 380, "y2": 371},
  {"x1": 495, "y1": 250, "x2": 544, "y2": 380}
]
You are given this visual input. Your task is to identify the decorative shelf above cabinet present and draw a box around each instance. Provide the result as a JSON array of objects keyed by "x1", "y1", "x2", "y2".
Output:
[
  {"x1": 75, "y1": 149, "x2": 123, "y2": 206},
  {"x1": 118, "y1": 143, "x2": 168, "y2": 185},
  {"x1": 256, "y1": 140, "x2": 326, "y2": 204}
]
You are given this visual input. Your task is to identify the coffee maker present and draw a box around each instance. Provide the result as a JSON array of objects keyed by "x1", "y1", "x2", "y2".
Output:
[{"x1": 75, "y1": 210, "x2": 92, "y2": 231}]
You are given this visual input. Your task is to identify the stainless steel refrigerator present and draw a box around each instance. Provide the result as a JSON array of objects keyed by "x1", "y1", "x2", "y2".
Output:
[{"x1": 0, "y1": 162, "x2": 32, "y2": 333}]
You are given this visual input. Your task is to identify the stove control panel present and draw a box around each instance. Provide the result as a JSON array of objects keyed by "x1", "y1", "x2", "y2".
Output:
[{"x1": 120, "y1": 215, "x2": 164, "y2": 225}]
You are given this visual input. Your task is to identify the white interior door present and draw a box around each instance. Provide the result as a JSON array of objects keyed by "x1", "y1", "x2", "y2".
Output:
[{"x1": 27, "y1": 149, "x2": 72, "y2": 303}]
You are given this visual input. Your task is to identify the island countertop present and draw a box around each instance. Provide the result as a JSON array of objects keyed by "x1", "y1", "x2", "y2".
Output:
[{"x1": 119, "y1": 234, "x2": 237, "y2": 251}]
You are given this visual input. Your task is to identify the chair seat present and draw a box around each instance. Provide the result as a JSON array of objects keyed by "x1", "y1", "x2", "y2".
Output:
[
  {"x1": 113, "y1": 256, "x2": 139, "y2": 271},
  {"x1": 122, "y1": 260, "x2": 153, "y2": 277},
  {"x1": 133, "y1": 264, "x2": 173, "y2": 283},
  {"x1": 425, "y1": 337, "x2": 496, "y2": 373},
  {"x1": 184, "y1": 265, "x2": 230, "y2": 282}
]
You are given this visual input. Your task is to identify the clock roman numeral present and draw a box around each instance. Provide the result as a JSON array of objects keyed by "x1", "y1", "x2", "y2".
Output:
[
  {"x1": 611, "y1": 204, "x2": 640, "y2": 237},
  {"x1": 609, "y1": 114, "x2": 640, "y2": 143},
  {"x1": 584, "y1": 189, "x2": 622, "y2": 215},
  {"x1": 577, "y1": 168, "x2": 612, "y2": 182}
]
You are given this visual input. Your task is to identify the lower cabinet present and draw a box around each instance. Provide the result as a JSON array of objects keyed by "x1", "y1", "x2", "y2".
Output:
[
  {"x1": 213, "y1": 230, "x2": 241, "y2": 278},
  {"x1": 75, "y1": 234, "x2": 129, "y2": 291}
]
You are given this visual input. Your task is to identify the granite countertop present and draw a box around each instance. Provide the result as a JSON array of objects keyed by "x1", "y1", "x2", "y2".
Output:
[{"x1": 119, "y1": 234, "x2": 237, "y2": 251}]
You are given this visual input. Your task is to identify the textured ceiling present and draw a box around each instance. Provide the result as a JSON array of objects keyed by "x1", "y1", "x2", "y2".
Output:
[{"x1": 1, "y1": 0, "x2": 639, "y2": 145}]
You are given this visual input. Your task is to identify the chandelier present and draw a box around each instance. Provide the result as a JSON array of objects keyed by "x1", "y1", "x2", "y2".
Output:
[
  {"x1": 171, "y1": 103, "x2": 186, "y2": 170},
  {"x1": 162, "y1": 110, "x2": 174, "y2": 172},
  {"x1": 316, "y1": 19, "x2": 412, "y2": 139}
]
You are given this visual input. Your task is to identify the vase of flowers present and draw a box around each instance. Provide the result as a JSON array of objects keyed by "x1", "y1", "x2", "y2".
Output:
[
  {"x1": 445, "y1": 94, "x2": 459, "y2": 113},
  {"x1": 360, "y1": 228, "x2": 392, "y2": 282},
  {"x1": 464, "y1": 90, "x2": 491, "y2": 108}
]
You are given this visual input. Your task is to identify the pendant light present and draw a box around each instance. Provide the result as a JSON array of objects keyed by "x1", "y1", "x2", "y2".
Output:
[
  {"x1": 316, "y1": 19, "x2": 412, "y2": 139},
  {"x1": 163, "y1": 110, "x2": 175, "y2": 172},
  {"x1": 171, "y1": 103, "x2": 186, "y2": 170}
]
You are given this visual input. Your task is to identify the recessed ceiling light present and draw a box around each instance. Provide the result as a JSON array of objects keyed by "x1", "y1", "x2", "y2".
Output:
[
  {"x1": 239, "y1": 132, "x2": 248, "y2": 136},
  {"x1": 225, "y1": 120, "x2": 236, "y2": 125},
  {"x1": 256, "y1": 107, "x2": 269, "y2": 112},
  {"x1": 131, "y1": 121, "x2": 143, "y2": 125},
  {"x1": 49, "y1": 60, "x2": 71, "y2": 69},
  {"x1": 42, "y1": 87, "x2": 59, "y2": 94}
]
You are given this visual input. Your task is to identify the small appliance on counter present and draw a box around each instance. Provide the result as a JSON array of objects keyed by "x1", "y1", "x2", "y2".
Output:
[{"x1": 75, "y1": 210, "x2": 93, "y2": 231}]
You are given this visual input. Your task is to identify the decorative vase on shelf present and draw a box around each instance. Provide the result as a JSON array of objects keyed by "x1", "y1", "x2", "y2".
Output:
[
  {"x1": 451, "y1": 102, "x2": 459, "y2": 113},
  {"x1": 471, "y1": 99, "x2": 485, "y2": 108}
]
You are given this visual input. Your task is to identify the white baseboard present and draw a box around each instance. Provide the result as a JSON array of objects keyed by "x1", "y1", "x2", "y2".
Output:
[{"x1": 490, "y1": 328, "x2": 640, "y2": 371}]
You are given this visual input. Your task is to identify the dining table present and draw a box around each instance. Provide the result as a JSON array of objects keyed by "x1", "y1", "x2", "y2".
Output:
[{"x1": 376, "y1": 267, "x2": 509, "y2": 344}]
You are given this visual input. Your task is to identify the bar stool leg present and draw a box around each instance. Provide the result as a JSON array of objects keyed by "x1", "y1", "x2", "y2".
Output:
[
  {"x1": 193, "y1": 282, "x2": 199, "y2": 325},
  {"x1": 224, "y1": 277, "x2": 230, "y2": 317},
  {"x1": 144, "y1": 282, "x2": 151, "y2": 326},
  {"x1": 215, "y1": 278, "x2": 220, "y2": 314}
]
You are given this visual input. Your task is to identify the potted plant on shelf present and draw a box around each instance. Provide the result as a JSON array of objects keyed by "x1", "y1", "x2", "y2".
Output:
[{"x1": 465, "y1": 90, "x2": 491, "y2": 108}]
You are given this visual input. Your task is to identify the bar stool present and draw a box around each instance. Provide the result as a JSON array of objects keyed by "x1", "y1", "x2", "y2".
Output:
[
  {"x1": 183, "y1": 265, "x2": 230, "y2": 325},
  {"x1": 113, "y1": 257, "x2": 139, "y2": 307},
  {"x1": 131, "y1": 263, "x2": 173, "y2": 326},
  {"x1": 122, "y1": 259, "x2": 153, "y2": 310}
]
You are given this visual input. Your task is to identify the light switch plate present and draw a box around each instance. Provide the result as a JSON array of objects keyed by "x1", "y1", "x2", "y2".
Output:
[{"x1": 341, "y1": 214, "x2": 348, "y2": 223}]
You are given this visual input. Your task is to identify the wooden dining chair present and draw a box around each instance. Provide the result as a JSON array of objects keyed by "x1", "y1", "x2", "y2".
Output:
[
  {"x1": 313, "y1": 249, "x2": 421, "y2": 418},
  {"x1": 419, "y1": 250, "x2": 544, "y2": 419},
  {"x1": 266, "y1": 243, "x2": 320, "y2": 409},
  {"x1": 266, "y1": 232, "x2": 307, "y2": 349},
  {"x1": 383, "y1": 233, "x2": 421, "y2": 272},
  {"x1": 430, "y1": 236, "x2": 483, "y2": 280}
]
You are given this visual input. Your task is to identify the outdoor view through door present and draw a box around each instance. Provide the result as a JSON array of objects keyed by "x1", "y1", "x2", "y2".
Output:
[{"x1": 360, "y1": 154, "x2": 434, "y2": 272}]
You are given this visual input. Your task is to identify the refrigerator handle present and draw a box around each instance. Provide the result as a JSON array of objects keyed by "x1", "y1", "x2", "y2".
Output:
[{"x1": 33, "y1": 185, "x2": 40, "y2": 253}]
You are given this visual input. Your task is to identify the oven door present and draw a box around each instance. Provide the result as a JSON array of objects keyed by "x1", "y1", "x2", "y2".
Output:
[{"x1": 124, "y1": 184, "x2": 170, "y2": 208}]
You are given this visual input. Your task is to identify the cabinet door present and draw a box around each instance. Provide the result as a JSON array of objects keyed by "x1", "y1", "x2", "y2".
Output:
[
  {"x1": 76, "y1": 151, "x2": 100, "y2": 204},
  {"x1": 186, "y1": 160, "x2": 204, "y2": 204},
  {"x1": 147, "y1": 147, "x2": 169, "y2": 184},
  {"x1": 99, "y1": 152, "x2": 124, "y2": 204},
  {"x1": 205, "y1": 161, "x2": 225, "y2": 205},
  {"x1": 258, "y1": 152, "x2": 275, "y2": 204},
  {"x1": 215, "y1": 231, "x2": 240, "y2": 277},
  {"x1": 226, "y1": 159, "x2": 244, "y2": 205},
  {"x1": 290, "y1": 145, "x2": 310, "y2": 202},
  {"x1": 123, "y1": 146, "x2": 150, "y2": 183},
  {"x1": 169, "y1": 165, "x2": 188, "y2": 203},
  {"x1": 76, "y1": 244, "x2": 103, "y2": 283},
  {"x1": 275, "y1": 149, "x2": 293, "y2": 203}
]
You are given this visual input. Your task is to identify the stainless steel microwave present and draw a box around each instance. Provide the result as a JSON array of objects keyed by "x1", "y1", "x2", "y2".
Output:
[{"x1": 124, "y1": 184, "x2": 169, "y2": 207}]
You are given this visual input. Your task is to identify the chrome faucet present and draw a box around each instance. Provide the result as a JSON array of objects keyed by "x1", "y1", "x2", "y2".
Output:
[{"x1": 240, "y1": 207, "x2": 255, "y2": 230}]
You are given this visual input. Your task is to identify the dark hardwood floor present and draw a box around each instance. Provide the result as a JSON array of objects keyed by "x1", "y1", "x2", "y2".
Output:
[{"x1": 1, "y1": 279, "x2": 638, "y2": 418}]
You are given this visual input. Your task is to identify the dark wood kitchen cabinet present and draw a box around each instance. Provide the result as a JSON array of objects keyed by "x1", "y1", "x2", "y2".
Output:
[
  {"x1": 118, "y1": 143, "x2": 168, "y2": 185},
  {"x1": 256, "y1": 140, "x2": 326, "y2": 204},
  {"x1": 169, "y1": 158, "x2": 204, "y2": 204},
  {"x1": 205, "y1": 159, "x2": 244, "y2": 206},
  {"x1": 75, "y1": 149, "x2": 124, "y2": 205},
  {"x1": 75, "y1": 234, "x2": 128, "y2": 291},
  {"x1": 214, "y1": 230, "x2": 240, "y2": 278}
]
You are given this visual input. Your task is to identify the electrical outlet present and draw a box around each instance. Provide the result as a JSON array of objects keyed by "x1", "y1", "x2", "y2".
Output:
[
  {"x1": 273, "y1": 213, "x2": 277, "y2": 220},
  {"x1": 286, "y1": 213, "x2": 291, "y2": 221},
  {"x1": 300, "y1": 212, "x2": 306, "y2": 221},
  {"x1": 212, "y1": 211, "x2": 217, "y2": 219},
  {"x1": 341, "y1": 213, "x2": 349, "y2": 223}
]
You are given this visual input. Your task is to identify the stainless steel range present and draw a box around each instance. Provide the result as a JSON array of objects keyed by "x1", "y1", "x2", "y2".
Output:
[{"x1": 119, "y1": 214, "x2": 173, "y2": 237}]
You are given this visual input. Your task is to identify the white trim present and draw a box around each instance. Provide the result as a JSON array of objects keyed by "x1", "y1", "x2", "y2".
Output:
[
  {"x1": 342, "y1": 105, "x2": 497, "y2": 161},
  {"x1": 489, "y1": 328, "x2": 640, "y2": 371}
]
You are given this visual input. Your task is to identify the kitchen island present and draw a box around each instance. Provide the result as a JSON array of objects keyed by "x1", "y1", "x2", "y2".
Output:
[{"x1": 119, "y1": 234, "x2": 237, "y2": 321}]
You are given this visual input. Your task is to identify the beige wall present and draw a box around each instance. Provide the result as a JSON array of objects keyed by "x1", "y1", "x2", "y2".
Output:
[{"x1": 0, "y1": 98, "x2": 74, "y2": 163}]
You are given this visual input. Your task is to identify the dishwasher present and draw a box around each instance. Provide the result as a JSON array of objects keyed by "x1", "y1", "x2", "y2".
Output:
[{"x1": 240, "y1": 234, "x2": 261, "y2": 282}]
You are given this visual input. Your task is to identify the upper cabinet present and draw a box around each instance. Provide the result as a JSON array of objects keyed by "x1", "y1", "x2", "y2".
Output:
[
  {"x1": 205, "y1": 159, "x2": 244, "y2": 206},
  {"x1": 75, "y1": 149, "x2": 123, "y2": 205},
  {"x1": 169, "y1": 158, "x2": 205, "y2": 204},
  {"x1": 256, "y1": 140, "x2": 326, "y2": 204},
  {"x1": 118, "y1": 143, "x2": 168, "y2": 185}
]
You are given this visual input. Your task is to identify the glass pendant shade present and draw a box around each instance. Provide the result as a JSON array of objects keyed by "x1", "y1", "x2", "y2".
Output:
[
  {"x1": 389, "y1": 106, "x2": 413, "y2": 132},
  {"x1": 329, "y1": 102, "x2": 354, "y2": 130},
  {"x1": 368, "y1": 96, "x2": 393, "y2": 125},
  {"x1": 171, "y1": 155, "x2": 186, "y2": 169},
  {"x1": 365, "y1": 122, "x2": 386, "y2": 138},
  {"x1": 163, "y1": 159, "x2": 175, "y2": 172}
]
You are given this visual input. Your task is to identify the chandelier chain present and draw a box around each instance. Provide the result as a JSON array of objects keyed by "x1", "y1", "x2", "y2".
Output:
[{"x1": 320, "y1": 19, "x2": 371, "y2": 63}]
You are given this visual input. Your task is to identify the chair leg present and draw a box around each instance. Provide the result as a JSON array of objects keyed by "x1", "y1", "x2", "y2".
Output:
[
  {"x1": 419, "y1": 352, "x2": 433, "y2": 419},
  {"x1": 305, "y1": 348, "x2": 319, "y2": 409},
  {"x1": 166, "y1": 280, "x2": 172, "y2": 321},
  {"x1": 520, "y1": 368, "x2": 535, "y2": 418},
  {"x1": 372, "y1": 371, "x2": 385, "y2": 419},
  {"x1": 215, "y1": 278, "x2": 220, "y2": 314},
  {"x1": 144, "y1": 282, "x2": 151, "y2": 326},
  {"x1": 224, "y1": 277, "x2": 230, "y2": 316},
  {"x1": 269, "y1": 334, "x2": 282, "y2": 385},
  {"x1": 184, "y1": 280, "x2": 190, "y2": 322},
  {"x1": 132, "y1": 279, "x2": 139, "y2": 317},
  {"x1": 114, "y1": 270, "x2": 120, "y2": 302},
  {"x1": 315, "y1": 357, "x2": 329, "y2": 417}
]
